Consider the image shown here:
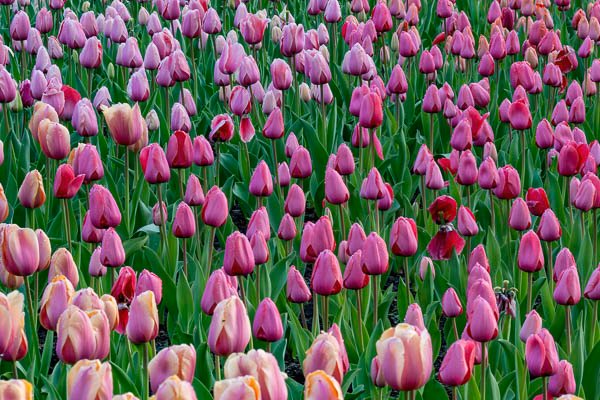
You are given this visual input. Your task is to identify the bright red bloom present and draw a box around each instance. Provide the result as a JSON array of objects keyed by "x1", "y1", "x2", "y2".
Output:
[{"x1": 428, "y1": 195, "x2": 457, "y2": 224}]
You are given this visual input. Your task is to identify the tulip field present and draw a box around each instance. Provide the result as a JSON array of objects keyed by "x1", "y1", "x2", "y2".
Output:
[{"x1": 4, "y1": 0, "x2": 600, "y2": 398}]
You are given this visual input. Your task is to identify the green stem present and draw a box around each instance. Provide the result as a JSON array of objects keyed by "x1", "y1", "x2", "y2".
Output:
[
  {"x1": 404, "y1": 257, "x2": 411, "y2": 305},
  {"x1": 373, "y1": 275, "x2": 379, "y2": 326},
  {"x1": 125, "y1": 150, "x2": 130, "y2": 235},
  {"x1": 62, "y1": 199, "x2": 72, "y2": 253},
  {"x1": 566, "y1": 305, "x2": 572, "y2": 356},
  {"x1": 481, "y1": 342, "x2": 487, "y2": 400},
  {"x1": 527, "y1": 272, "x2": 533, "y2": 311},
  {"x1": 357, "y1": 290, "x2": 364, "y2": 349},
  {"x1": 156, "y1": 184, "x2": 167, "y2": 256},
  {"x1": 142, "y1": 343, "x2": 149, "y2": 400}
]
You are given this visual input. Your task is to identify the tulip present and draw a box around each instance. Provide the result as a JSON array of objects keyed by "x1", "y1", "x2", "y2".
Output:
[
  {"x1": 224, "y1": 349, "x2": 287, "y2": 400},
  {"x1": 56, "y1": 305, "x2": 96, "y2": 364},
  {"x1": 126, "y1": 291, "x2": 159, "y2": 344},
  {"x1": 289, "y1": 146, "x2": 312, "y2": 178},
  {"x1": 148, "y1": 345, "x2": 196, "y2": 393},
  {"x1": 66, "y1": 359, "x2": 112, "y2": 400},
  {"x1": 304, "y1": 370, "x2": 343, "y2": 400},
  {"x1": 442, "y1": 288, "x2": 463, "y2": 318},
  {"x1": 457, "y1": 206, "x2": 478, "y2": 237},
  {"x1": 213, "y1": 376, "x2": 260, "y2": 400},
  {"x1": 0, "y1": 380, "x2": 33, "y2": 399},
  {"x1": 537, "y1": 209, "x2": 562, "y2": 242},
  {"x1": 311, "y1": 249, "x2": 343, "y2": 297},
  {"x1": 0, "y1": 184, "x2": 8, "y2": 223},
  {"x1": 89, "y1": 184, "x2": 122, "y2": 228},
  {"x1": 103, "y1": 103, "x2": 146, "y2": 146},
  {"x1": 2, "y1": 226, "x2": 39, "y2": 277},
  {"x1": 202, "y1": 186, "x2": 228, "y2": 228},
  {"x1": 438, "y1": 340, "x2": 476, "y2": 387},
  {"x1": 18, "y1": 170, "x2": 46, "y2": 209},
  {"x1": 154, "y1": 375, "x2": 197, "y2": 400},
  {"x1": 100, "y1": 228, "x2": 125, "y2": 268},
  {"x1": 509, "y1": 198, "x2": 532, "y2": 231},
  {"x1": 548, "y1": 360, "x2": 576, "y2": 397},
  {"x1": 324, "y1": 168, "x2": 349, "y2": 205},
  {"x1": 140, "y1": 144, "x2": 171, "y2": 184},
  {"x1": 361, "y1": 232, "x2": 389, "y2": 275},
  {"x1": 303, "y1": 332, "x2": 347, "y2": 383},
  {"x1": 526, "y1": 329, "x2": 559, "y2": 378},
  {"x1": 208, "y1": 296, "x2": 251, "y2": 356},
  {"x1": 48, "y1": 248, "x2": 79, "y2": 287},
  {"x1": 465, "y1": 295, "x2": 498, "y2": 343},
  {"x1": 201, "y1": 269, "x2": 237, "y2": 315},
  {"x1": 287, "y1": 265, "x2": 311, "y2": 304},
  {"x1": 172, "y1": 202, "x2": 196, "y2": 239},
  {"x1": 253, "y1": 298, "x2": 283, "y2": 342},
  {"x1": 374, "y1": 323, "x2": 433, "y2": 392},
  {"x1": 71, "y1": 143, "x2": 104, "y2": 183}
]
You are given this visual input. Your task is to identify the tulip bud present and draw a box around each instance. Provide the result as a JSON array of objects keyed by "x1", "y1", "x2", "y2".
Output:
[
  {"x1": 67, "y1": 359, "x2": 113, "y2": 400},
  {"x1": 253, "y1": 298, "x2": 283, "y2": 342},
  {"x1": 208, "y1": 296, "x2": 251, "y2": 356},
  {"x1": 148, "y1": 345, "x2": 196, "y2": 393},
  {"x1": 126, "y1": 291, "x2": 159, "y2": 344},
  {"x1": 18, "y1": 170, "x2": 46, "y2": 209}
]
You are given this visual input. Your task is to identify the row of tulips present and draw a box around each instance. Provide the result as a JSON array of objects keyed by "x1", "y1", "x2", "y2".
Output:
[{"x1": 2, "y1": 0, "x2": 600, "y2": 397}]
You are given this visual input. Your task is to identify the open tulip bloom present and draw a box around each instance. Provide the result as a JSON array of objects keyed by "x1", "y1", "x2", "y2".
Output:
[{"x1": 2, "y1": 0, "x2": 600, "y2": 398}]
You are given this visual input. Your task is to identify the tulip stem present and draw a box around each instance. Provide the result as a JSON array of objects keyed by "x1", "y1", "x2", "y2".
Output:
[
  {"x1": 182, "y1": 239, "x2": 188, "y2": 277},
  {"x1": 546, "y1": 242, "x2": 554, "y2": 293},
  {"x1": 452, "y1": 318, "x2": 459, "y2": 341},
  {"x1": 62, "y1": 199, "x2": 72, "y2": 252},
  {"x1": 527, "y1": 272, "x2": 533, "y2": 311},
  {"x1": 581, "y1": 211, "x2": 586, "y2": 239},
  {"x1": 452, "y1": 387, "x2": 457, "y2": 400},
  {"x1": 566, "y1": 305, "x2": 572, "y2": 356},
  {"x1": 142, "y1": 343, "x2": 149, "y2": 400},
  {"x1": 322, "y1": 295, "x2": 329, "y2": 331},
  {"x1": 356, "y1": 290, "x2": 364, "y2": 349},
  {"x1": 481, "y1": 342, "x2": 487, "y2": 400},
  {"x1": 125, "y1": 149, "x2": 130, "y2": 236},
  {"x1": 489, "y1": 190, "x2": 495, "y2": 231},
  {"x1": 520, "y1": 132, "x2": 526, "y2": 191},
  {"x1": 214, "y1": 355, "x2": 221, "y2": 381},
  {"x1": 429, "y1": 113, "x2": 434, "y2": 153},
  {"x1": 256, "y1": 266, "x2": 261, "y2": 301},
  {"x1": 372, "y1": 275, "x2": 379, "y2": 326},
  {"x1": 12, "y1": 362, "x2": 17, "y2": 379},
  {"x1": 156, "y1": 184, "x2": 167, "y2": 256},
  {"x1": 179, "y1": 169, "x2": 185, "y2": 200},
  {"x1": 24, "y1": 276, "x2": 39, "y2": 361},
  {"x1": 594, "y1": 209, "x2": 598, "y2": 265},
  {"x1": 206, "y1": 227, "x2": 216, "y2": 281},
  {"x1": 542, "y1": 376, "x2": 548, "y2": 400},
  {"x1": 592, "y1": 301, "x2": 598, "y2": 348},
  {"x1": 320, "y1": 84, "x2": 326, "y2": 149},
  {"x1": 300, "y1": 305, "x2": 308, "y2": 330},
  {"x1": 403, "y1": 257, "x2": 411, "y2": 305},
  {"x1": 338, "y1": 205, "x2": 346, "y2": 241},
  {"x1": 272, "y1": 139, "x2": 283, "y2": 202}
]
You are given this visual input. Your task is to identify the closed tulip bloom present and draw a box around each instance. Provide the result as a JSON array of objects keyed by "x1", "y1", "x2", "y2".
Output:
[
  {"x1": 537, "y1": 209, "x2": 562, "y2": 242},
  {"x1": 229, "y1": 86, "x2": 251, "y2": 116},
  {"x1": 277, "y1": 213, "x2": 296, "y2": 241},
  {"x1": 71, "y1": 99, "x2": 99, "y2": 137},
  {"x1": 310, "y1": 250, "x2": 343, "y2": 296},
  {"x1": 287, "y1": 266, "x2": 311, "y2": 303},
  {"x1": 183, "y1": 174, "x2": 204, "y2": 207},
  {"x1": 223, "y1": 232, "x2": 254, "y2": 276},
  {"x1": 140, "y1": 144, "x2": 171, "y2": 184},
  {"x1": 508, "y1": 99, "x2": 532, "y2": 130},
  {"x1": 88, "y1": 247, "x2": 106, "y2": 277},
  {"x1": 224, "y1": 349, "x2": 286, "y2": 400},
  {"x1": 525, "y1": 188, "x2": 550, "y2": 217},
  {"x1": 148, "y1": 345, "x2": 196, "y2": 393},
  {"x1": 113, "y1": 394, "x2": 139, "y2": 400},
  {"x1": 172, "y1": 202, "x2": 196, "y2": 239},
  {"x1": 374, "y1": 323, "x2": 433, "y2": 391},
  {"x1": 58, "y1": 18, "x2": 86, "y2": 49},
  {"x1": 39, "y1": 275, "x2": 75, "y2": 331},
  {"x1": 389, "y1": 217, "x2": 418, "y2": 257},
  {"x1": 250, "y1": 231, "x2": 269, "y2": 265},
  {"x1": 359, "y1": 91, "x2": 383, "y2": 129},
  {"x1": 442, "y1": 288, "x2": 463, "y2": 317},
  {"x1": 18, "y1": 169, "x2": 46, "y2": 209},
  {"x1": 0, "y1": 380, "x2": 33, "y2": 399},
  {"x1": 303, "y1": 370, "x2": 343, "y2": 400},
  {"x1": 0, "y1": 67, "x2": 16, "y2": 104},
  {"x1": 438, "y1": 339, "x2": 476, "y2": 387},
  {"x1": 0, "y1": 185, "x2": 8, "y2": 223},
  {"x1": 361, "y1": 232, "x2": 389, "y2": 275},
  {"x1": 509, "y1": 198, "x2": 532, "y2": 231},
  {"x1": 246, "y1": 207, "x2": 271, "y2": 240},
  {"x1": 100, "y1": 228, "x2": 125, "y2": 268},
  {"x1": 361, "y1": 167, "x2": 386, "y2": 200},
  {"x1": 71, "y1": 143, "x2": 104, "y2": 183},
  {"x1": 547, "y1": 360, "x2": 576, "y2": 397},
  {"x1": 262, "y1": 107, "x2": 284, "y2": 139},
  {"x1": 303, "y1": 332, "x2": 347, "y2": 383},
  {"x1": 208, "y1": 296, "x2": 251, "y2": 356},
  {"x1": 270, "y1": 59, "x2": 292, "y2": 91},
  {"x1": 519, "y1": 310, "x2": 542, "y2": 343},
  {"x1": 343, "y1": 250, "x2": 369, "y2": 290},
  {"x1": 2, "y1": 226, "x2": 39, "y2": 277},
  {"x1": 67, "y1": 360, "x2": 112, "y2": 400},
  {"x1": 478, "y1": 156, "x2": 498, "y2": 190},
  {"x1": 154, "y1": 375, "x2": 197, "y2": 400},
  {"x1": 284, "y1": 184, "x2": 305, "y2": 217},
  {"x1": 213, "y1": 376, "x2": 260, "y2": 400},
  {"x1": 558, "y1": 142, "x2": 589, "y2": 177},
  {"x1": 81, "y1": 210, "x2": 105, "y2": 244},
  {"x1": 290, "y1": 146, "x2": 312, "y2": 179},
  {"x1": 493, "y1": 165, "x2": 521, "y2": 199},
  {"x1": 37, "y1": 119, "x2": 71, "y2": 160},
  {"x1": 249, "y1": 161, "x2": 273, "y2": 197},
  {"x1": 526, "y1": 329, "x2": 559, "y2": 378},
  {"x1": 80, "y1": 37, "x2": 103, "y2": 69},
  {"x1": 209, "y1": 114, "x2": 234, "y2": 142},
  {"x1": 457, "y1": 206, "x2": 478, "y2": 237},
  {"x1": 56, "y1": 305, "x2": 96, "y2": 363},
  {"x1": 201, "y1": 269, "x2": 237, "y2": 315},
  {"x1": 126, "y1": 291, "x2": 159, "y2": 344},
  {"x1": 103, "y1": 103, "x2": 146, "y2": 146},
  {"x1": 456, "y1": 150, "x2": 478, "y2": 186},
  {"x1": 127, "y1": 70, "x2": 150, "y2": 103},
  {"x1": 553, "y1": 266, "x2": 581, "y2": 305},
  {"x1": 584, "y1": 267, "x2": 600, "y2": 300},
  {"x1": 252, "y1": 298, "x2": 283, "y2": 342},
  {"x1": 465, "y1": 296, "x2": 498, "y2": 342},
  {"x1": 535, "y1": 119, "x2": 554, "y2": 149},
  {"x1": 193, "y1": 136, "x2": 214, "y2": 166},
  {"x1": 518, "y1": 231, "x2": 544, "y2": 272},
  {"x1": 47, "y1": 248, "x2": 78, "y2": 287},
  {"x1": 325, "y1": 168, "x2": 349, "y2": 204}
]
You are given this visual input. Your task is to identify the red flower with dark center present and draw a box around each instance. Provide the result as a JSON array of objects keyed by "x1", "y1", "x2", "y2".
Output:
[
  {"x1": 428, "y1": 195, "x2": 457, "y2": 224},
  {"x1": 427, "y1": 226, "x2": 466, "y2": 260}
]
